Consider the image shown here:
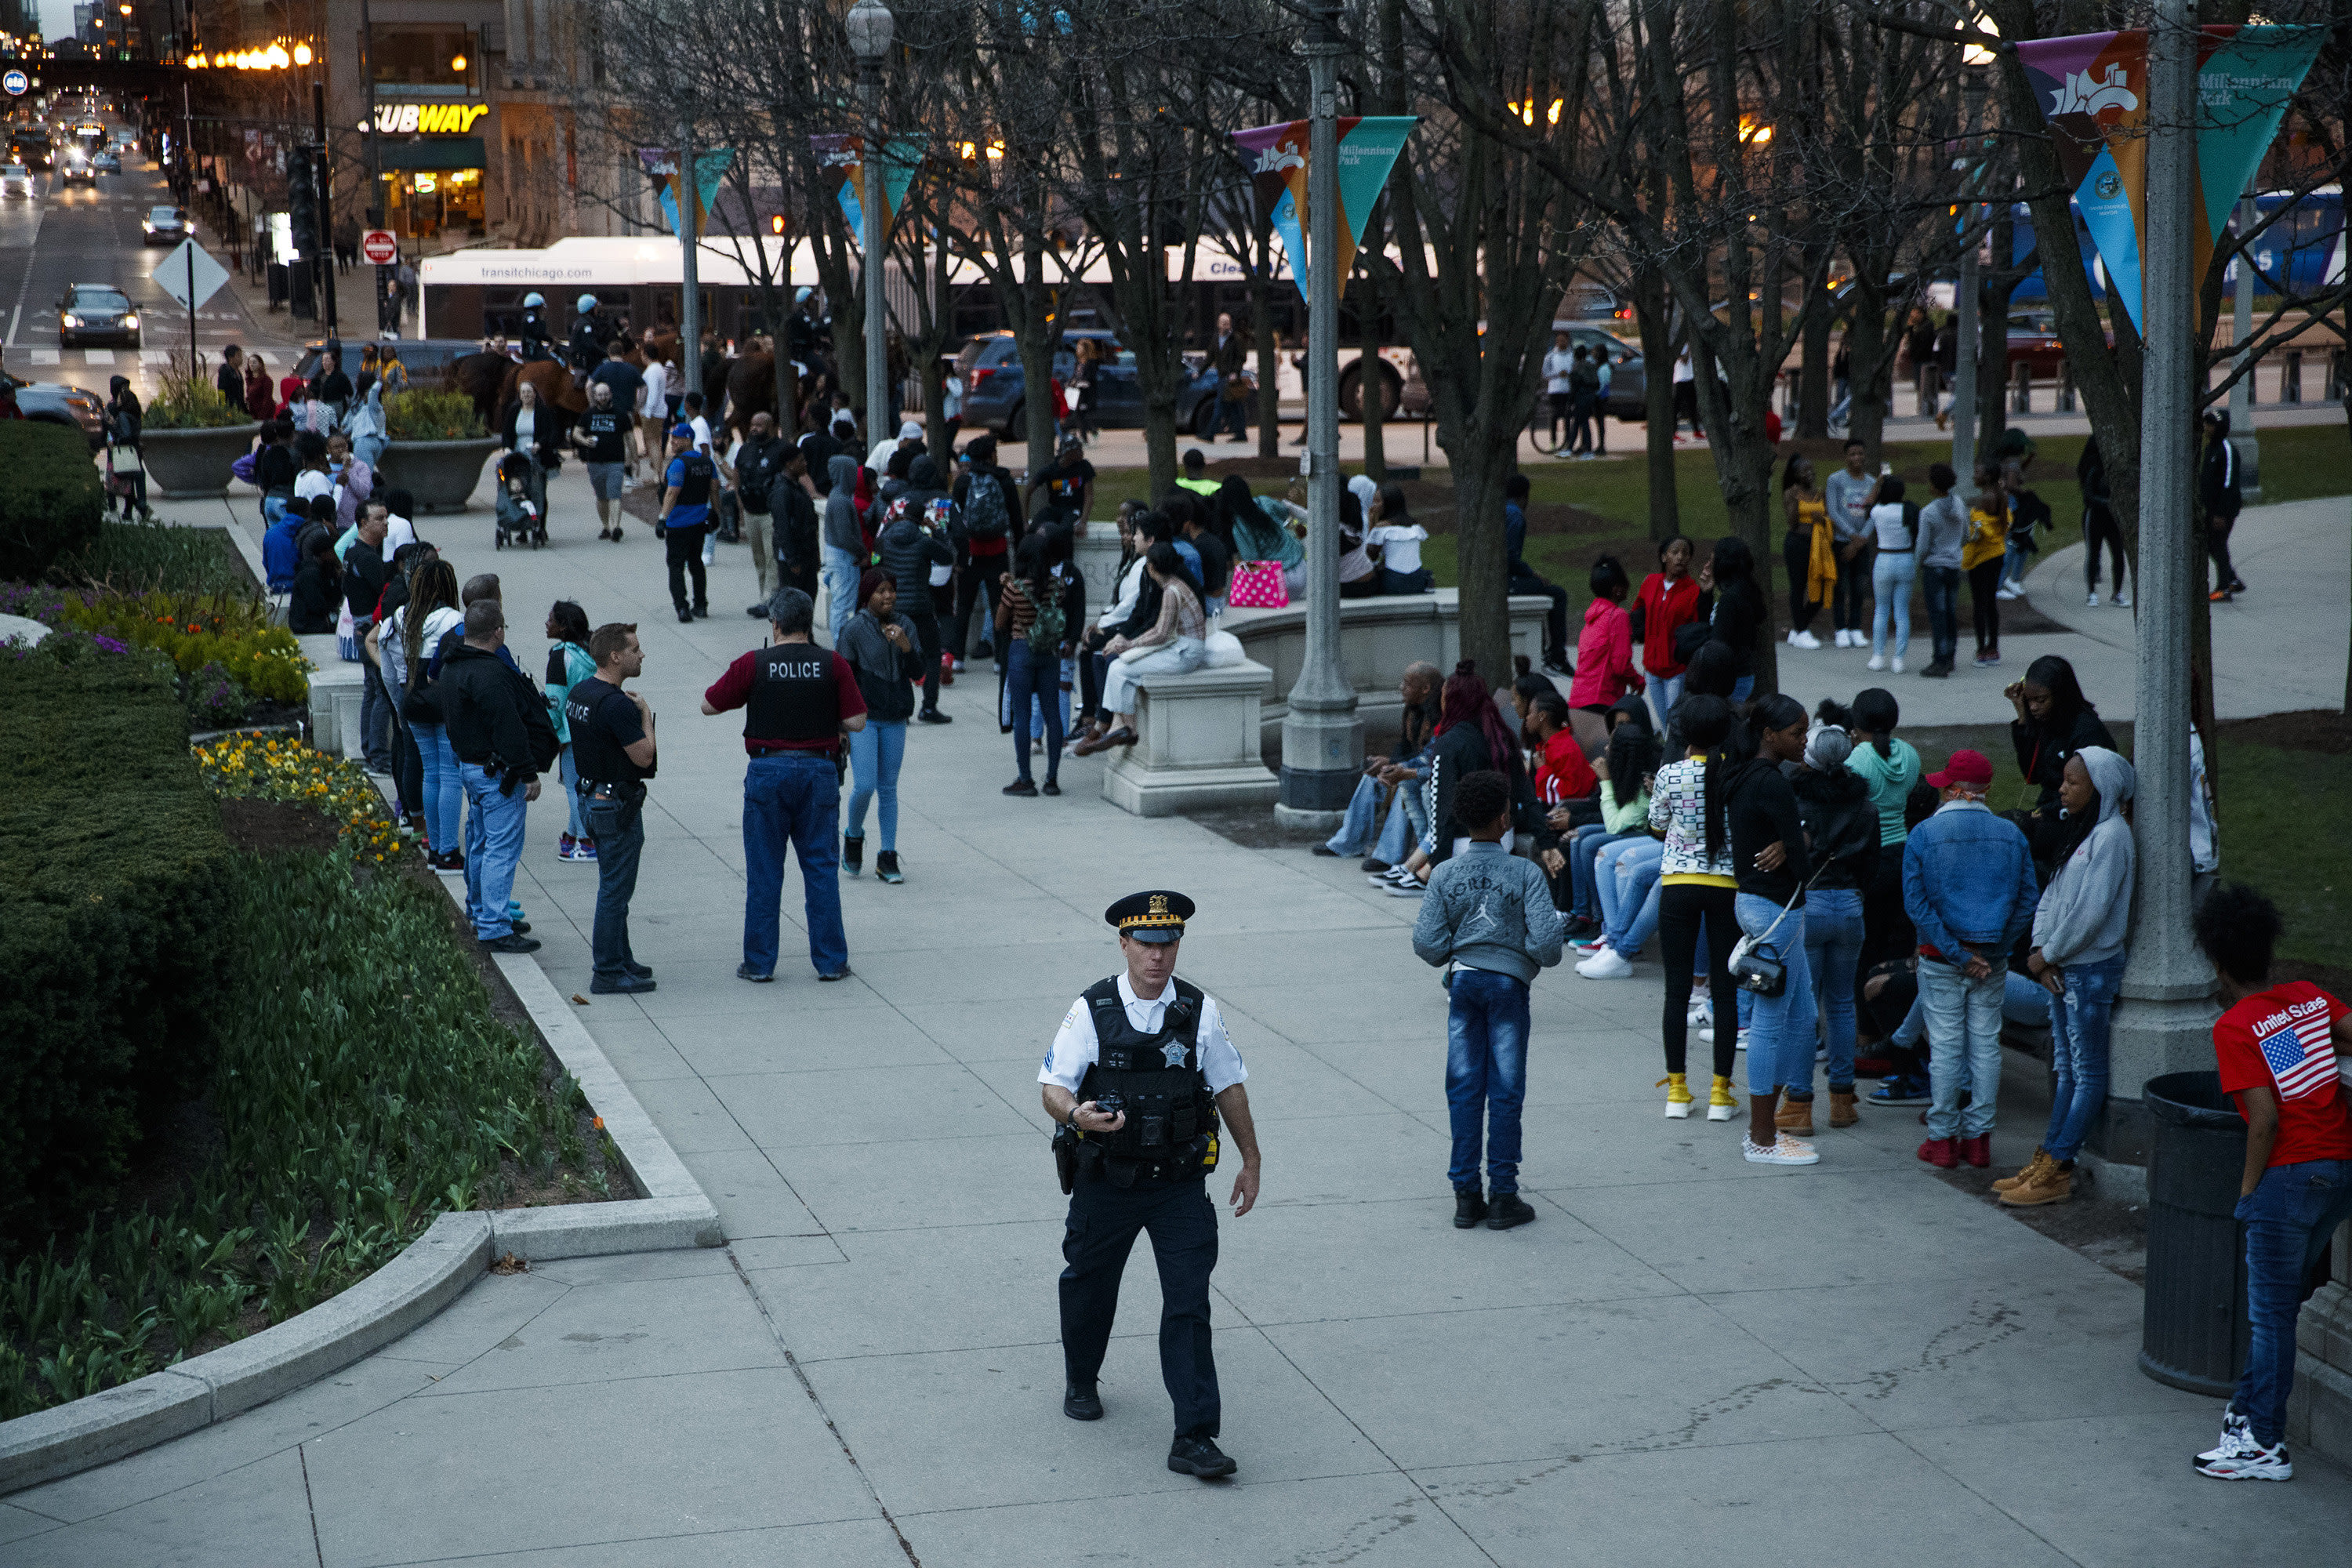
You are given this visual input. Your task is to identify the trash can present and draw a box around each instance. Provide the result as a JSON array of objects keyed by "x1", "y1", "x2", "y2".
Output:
[{"x1": 2139, "y1": 1070, "x2": 2250, "y2": 1396}]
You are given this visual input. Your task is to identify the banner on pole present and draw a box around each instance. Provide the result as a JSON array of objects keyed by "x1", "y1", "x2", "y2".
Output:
[
  {"x1": 2012, "y1": 25, "x2": 2319, "y2": 331},
  {"x1": 811, "y1": 134, "x2": 926, "y2": 243},
  {"x1": 1232, "y1": 117, "x2": 1416, "y2": 299},
  {"x1": 637, "y1": 147, "x2": 737, "y2": 236}
]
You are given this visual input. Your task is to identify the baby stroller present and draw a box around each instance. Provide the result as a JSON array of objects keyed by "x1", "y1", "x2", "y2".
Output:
[{"x1": 494, "y1": 452, "x2": 549, "y2": 549}]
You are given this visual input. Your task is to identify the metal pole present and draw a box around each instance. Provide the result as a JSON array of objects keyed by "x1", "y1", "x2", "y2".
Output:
[
  {"x1": 1949, "y1": 70, "x2": 1985, "y2": 490},
  {"x1": 860, "y1": 64, "x2": 887, "y2": 442},
  {"x1": 313, "y1": 79, "x2": 336, "y2": 337},
  {"x1": 679, "y1": 117, "x2": 701, "y2": 398},
  {"x1": 2229, "y1": 176, "x2": 2261, "y2": 501},
  {"x1": 2105, "y1": 0, "x2": 2214, "y2": 1185},
  {"x1": 1274, "y1": 0, "x2": 1362, "y2": 828}
]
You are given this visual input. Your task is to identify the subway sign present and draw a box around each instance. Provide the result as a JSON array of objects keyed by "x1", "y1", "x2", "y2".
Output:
[{"x1": 373, "y1": 103, "x2": 491, "y2": 135}]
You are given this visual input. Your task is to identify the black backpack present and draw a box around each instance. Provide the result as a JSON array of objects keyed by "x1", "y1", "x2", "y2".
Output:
[{"x1": 963, "y1": 470, "x2": 1011, "y2": 541}]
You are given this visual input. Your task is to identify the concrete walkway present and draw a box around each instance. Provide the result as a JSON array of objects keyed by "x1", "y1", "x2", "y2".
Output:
[{"x1": 9, "y1": 466, "x2": 2350, "y2": 1565}]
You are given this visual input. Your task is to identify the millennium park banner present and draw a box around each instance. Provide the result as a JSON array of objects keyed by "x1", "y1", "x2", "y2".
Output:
[
  {"x1": 811, "y1": 135, "x2": 927, "y2": 243},
  {"x1": 2012, "y1": 25, "x2": 2321, "y2": 331},
  {"x1": 638, "y1": 148, "x2": 737, "y2": 238},
  {"x1": 1232, "y1": 117, "x2": 1417, "y2": 296}
]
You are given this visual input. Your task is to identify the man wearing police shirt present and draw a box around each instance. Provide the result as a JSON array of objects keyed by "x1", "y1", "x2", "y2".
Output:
[
  {"x1": 701, "y1": 587, "x2": 866, "y2": 982},
  {"x1": 1040, "y1": 891, "x2": 1261, "y2": 1480},
  {"x1": 567, "y1": 622, "x2": 658, "y2": 996},
  {"x1": 656, "y1": 423, "x2": 718, "y2": 623}
]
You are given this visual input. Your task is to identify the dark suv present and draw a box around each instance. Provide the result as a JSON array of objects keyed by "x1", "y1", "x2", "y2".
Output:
[{"x1": 954, "y1": 330, "x2": 1222, "y2": 439}]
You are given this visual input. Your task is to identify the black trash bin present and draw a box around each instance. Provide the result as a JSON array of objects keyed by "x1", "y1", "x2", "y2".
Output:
[{"x1": 2140, "y1": 1070, "x2": 2250, "y2": 1396}]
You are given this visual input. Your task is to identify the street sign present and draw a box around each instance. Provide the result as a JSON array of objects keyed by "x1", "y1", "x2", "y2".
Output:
[
  {"x1": 361, "y1": 229, "x2": 398, "y2": 267},
  {"x1": 2, "y1": 70, "x2": 27, "y2": 97},
  {"x1": 153, "y1": 238, "x2": 230, "y2": 314}
]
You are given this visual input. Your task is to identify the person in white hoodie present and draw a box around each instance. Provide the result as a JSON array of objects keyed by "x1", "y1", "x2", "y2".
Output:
[{"x1": 2001, "y1": 746, "x2": 2137, "y2": 1207}]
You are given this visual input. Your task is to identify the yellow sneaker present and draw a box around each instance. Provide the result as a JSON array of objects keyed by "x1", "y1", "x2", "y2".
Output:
[
  {"x1": 1706, "y1": 1075, "x2": 1739, "y2": 1122},
  {"x1": 1660, "y1": 1073, "x2": 1693, "y2": 1120}
]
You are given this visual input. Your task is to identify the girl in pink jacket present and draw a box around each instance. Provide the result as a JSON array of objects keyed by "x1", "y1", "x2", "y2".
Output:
[{"x1": 1570, "y1": 555, "x2": 1644, "y2": 717}]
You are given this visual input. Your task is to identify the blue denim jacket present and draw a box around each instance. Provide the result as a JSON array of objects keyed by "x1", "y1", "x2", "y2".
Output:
[{"x1": 1901, "y1": 800, "x2": 2039, "y2": 964}]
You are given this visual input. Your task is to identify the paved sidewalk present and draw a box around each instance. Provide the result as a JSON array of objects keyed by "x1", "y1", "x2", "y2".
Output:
[{"x1": 11, "y1": 468, "x2": 2350, "y2": 1565}]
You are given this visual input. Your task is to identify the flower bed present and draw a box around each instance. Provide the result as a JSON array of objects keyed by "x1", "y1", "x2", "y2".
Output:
[
  {"x1": 194, "y1": 733, "x2": 410, "y2": 869},
  {"x1": 52, "y1": 589, "x2": 310, "y2": 703}
]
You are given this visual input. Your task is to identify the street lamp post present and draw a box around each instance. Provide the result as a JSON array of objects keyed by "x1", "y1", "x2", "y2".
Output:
[
  {"x1": 1274, "y1": 0, "x2": 1362, "y2": 829},
  {"x1": 2229, "y1": 177, "x2": 2261, "y2": 501},
  {"x1": 2103, "y1": 0, "x2": 2215, "y2": 1180},
  {"x1": 847, "y1": 0, "x2": 894, "y2": 446},
  {"x1": 679, "y1": 114, "x2": 700, "y2": 398},
  {"x1": 1948, "y1": 56, "x2": 1989, "y2": 490}
]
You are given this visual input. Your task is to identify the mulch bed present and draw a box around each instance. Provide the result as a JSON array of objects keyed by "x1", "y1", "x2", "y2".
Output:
[
  {"x1": 2218, "y1": 707, "x2": 2351, "y2": 754},
  {"x1": 219, "y1": 798, "x2": 345, "y2": 856}
]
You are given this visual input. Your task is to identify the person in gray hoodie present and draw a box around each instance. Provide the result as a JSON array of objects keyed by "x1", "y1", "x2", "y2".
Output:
[
  {"x1": 1411, "y1": 770, "x2": 1565, "y2": 1232},
  {"x1": 820, "y1": 452, "x2": 866, "y2": 649},
  {"x1": 1913, "y1": 461, "x2": 1968, "y2": 677},
  {"x1": 2002, "y1": 745, "x2": 2137, "y2": 1207}
]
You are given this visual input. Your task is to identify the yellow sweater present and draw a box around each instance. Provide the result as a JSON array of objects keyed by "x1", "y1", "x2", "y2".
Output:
[{"x1": 1962, "y1": 503, "x2": 2009, "y2": 572}]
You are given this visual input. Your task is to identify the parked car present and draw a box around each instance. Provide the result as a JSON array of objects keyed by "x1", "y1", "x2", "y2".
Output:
[
  {"x1": 955, "y1": 329, "x2": 1225, "y2": 440},
  {"x1": 58, "y1": 284, "x2": 140, "y2": 348},
  {"x1": 294, "y1": 338, "x2": 483, "y2": 391},
  {"x1": 2, "y1": 374, "x2": 107, "y2": 448},
  {"x1": 1548, "y1": 322, "x2": 1648, "y2": 420},
  {"x1": 0, "y1": 164, "x2": 34, "y2": 199},
  {"x1": 140, "y1": 205, "x2": 188, "y2": 245}
]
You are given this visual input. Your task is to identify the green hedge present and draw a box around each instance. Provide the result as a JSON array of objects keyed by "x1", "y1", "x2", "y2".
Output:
[
  {"x1": 0, "y1": 654, "x2": 233, "y2": 1246},
  {"x1": 0, "y1": 421, "x2": 105, "y2": 584}
]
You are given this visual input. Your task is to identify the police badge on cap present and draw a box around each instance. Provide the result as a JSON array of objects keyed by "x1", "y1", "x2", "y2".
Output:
[{"x1": 1105, "y1": 890, "x2": 1193, "y2": 944}]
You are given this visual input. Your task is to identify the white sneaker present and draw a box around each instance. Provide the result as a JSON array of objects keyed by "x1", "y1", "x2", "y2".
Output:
[
  {"x1": 1864, "y1": 654, "x2": 1886, "y2": 672},
  {"x1": 2195, "y1": 1435, "x2": 2292, "y2": 1481},
  {"x1": 2085, "y1": 591, "x2": 2100, "y2": 608},
  {"x1": 1743, "y1": 1134, "x2": 1821, "y2": 1166},
  {"x1": 1686, "y1": 996, "x2": 1713, "y2": 1027},
  {"x1": 1788, "y1": 630, "x2": 1822, "y2": 650},
  {"x1": 2198, "y1": 1407, "x2": 2252, "y2": 1464},
  {"x1": 1996, "y1": 585, "x2": 2023, "y2": 601},
  {"x1": 1576, "y1": 947, "x2": 1635, "y2": 979},
  {"x1": 1830, "y1": 629, "x2": 1848, "y2": 648},
  {"x1": 1891, "y1": 657, "x2": 1905, "y2": 673},
  {"x1": 2113, "y1": 590, "x2": 2131, "y2": 608}
]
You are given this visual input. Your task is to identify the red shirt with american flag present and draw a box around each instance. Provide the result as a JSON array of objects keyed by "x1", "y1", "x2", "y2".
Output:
[{"x1": 2214, "y1": 982, "x2": 2352, "y2": 1167}]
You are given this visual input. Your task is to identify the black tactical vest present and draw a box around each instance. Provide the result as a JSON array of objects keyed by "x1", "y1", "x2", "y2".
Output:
[{"x1": 1076, "y1": 975, "x2": 1217, "y2": 1171}]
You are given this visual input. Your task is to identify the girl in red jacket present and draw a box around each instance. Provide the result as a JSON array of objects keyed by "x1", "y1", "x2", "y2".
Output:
[
  {"x1": 1634, "y1": 535, "x2": 1703, "y2": 731},
  {"x1": 1568, "y1": 556, "x2": 1642, "y2": 753}
]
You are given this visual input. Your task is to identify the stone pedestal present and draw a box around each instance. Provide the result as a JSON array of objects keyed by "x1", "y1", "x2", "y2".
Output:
[
  {"x1": 2288, "y1": 1221, "x2": 2352, "y2": 1457},
  {"x1": 298, "y1": 633, "x2": 365, "y2": 758},
  {"x1": 1071, "y1": 527, "x2": 1126, "y2": 622},
  {"x1": 1102, "y1": 659, "x2": 1279, "y2": 817}
]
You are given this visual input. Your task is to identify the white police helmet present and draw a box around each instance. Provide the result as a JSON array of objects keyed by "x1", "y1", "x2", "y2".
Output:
[
  {"x1": 523, "y1": 292, "x2": 545, "y2": 308},
  {"x1": 576, "y1": 293, "x2": 597, "y2": 314}
]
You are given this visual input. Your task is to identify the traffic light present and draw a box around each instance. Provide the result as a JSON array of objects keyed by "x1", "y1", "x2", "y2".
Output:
[{"x1": 286, "y1": 146, "x2": 318, "y2": 257}]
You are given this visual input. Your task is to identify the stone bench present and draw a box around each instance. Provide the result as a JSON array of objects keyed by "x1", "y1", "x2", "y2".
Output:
[
  {"x1": 1219, "y1": 590, "x2": 1555, "y2": 747},
  {"x1": 1101, "y1": 657, "x2": 1279, "y2": 817},
  {"x1": 298, "y1": 633, "x2": 368, "y2": 759}
]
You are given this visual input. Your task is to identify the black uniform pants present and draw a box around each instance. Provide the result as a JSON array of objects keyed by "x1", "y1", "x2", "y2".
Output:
[
  {"x1": 666, "y1": 523, "x2": 710, "y2": 612},
  {"x1": 1060, "y1": 1169, "x2": 1221, "y2": 1439},
  {"x1": 953, "y1": 555, "x2": 1008, "y2": 662}
]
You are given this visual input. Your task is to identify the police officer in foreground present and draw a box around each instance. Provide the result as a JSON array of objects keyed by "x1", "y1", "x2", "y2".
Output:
[
  {"x1": 567, "y1": 622, "x2": 657, "y2": 995},
  {"x1": 1041, "y1": 892, "x2": 1261, "y2": 1479}
]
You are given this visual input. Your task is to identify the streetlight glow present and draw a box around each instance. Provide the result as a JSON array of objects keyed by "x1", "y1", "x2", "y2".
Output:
[{"x1": 292, "y1": 42, "x2": 311, "y2": 64}]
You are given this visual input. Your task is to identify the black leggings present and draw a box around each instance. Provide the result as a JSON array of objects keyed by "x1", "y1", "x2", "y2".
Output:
[
  {"x1": 1784, "y1": 530, "x2": 1820, "y2": 633},
  {"x1": 2082, "y1": 504, "x2": 2127, "y2": 593},
  {"x1": 1967, "y1": 558, "x2": 2003, "y2": 654},
  {"x1": 1659, "y1": 883, "x2": 1740, "y2": 1081}
]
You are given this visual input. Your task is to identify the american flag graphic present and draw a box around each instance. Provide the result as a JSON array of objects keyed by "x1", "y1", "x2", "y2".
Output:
[{"x1": 2256, "y1": 1007, "x2": 2337, "y2": 1101}]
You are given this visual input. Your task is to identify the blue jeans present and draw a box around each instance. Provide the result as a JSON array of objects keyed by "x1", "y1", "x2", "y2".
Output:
[
  {"x1": 847, "y1": 720, "x2": 906, "y2": 851},
  {"x1": 1730, "y1": 674, "x2": 1755, "y2": 702},
  {"x1": 1797, "y1": 887, "x2": 1865, "y2": 1094},
  {"x1": 1645, "y1": 672, "x2": 1683, "y2": 735},
  {"x1": 1326, "y1": 765, "x2": 1426, "y2": 859},
  {"x1": 1598, "y1": 839, "x2": 1663, "y2": 956},
  {"x1": 1567, "y1": 826, "x2": 1636, "y2": 920},
  {"x1": 582, "y1": 793, "x2": 644, "y2": 982},
  {"x1": 741, "y1": 753, "x2": 848, "y2": 977},
  {"x1": 1210, "y1": 374, "x2": 1248, "y2": 439},
  {"x1": 2000, "y1": 537, "x2": 2031, "y2": 590},
  {"x1": 560, "y1": 746, "x2": 587, "y2": 839},
  {"x1": 2235, "y1": 1160, "x2": 2352, "y2": 1446},
  {"x1": 1871, "y1": 550, "x2": 1916, "y2": 661},
  {"x1": 2040, "y1": 952, "x2": 2125, "y2": 1162},
  {"x1": 1445, "y1": 968, "x2": 1530, "y2": 1195},
  {"x1": 1921, "y1": 564, "x2": 1962, "y2": 666},
  {"x1": 1919, "y1": 956, "x2": 2005, "y2": 1138},
  {"x1": 1736, "y1": 894, "x2": 1815, "y2": 1097},
  {"x1": 1006, "y1": 639, "x2": 1063, "y2": 784},
  {"x1": 459, "y1": 764, "x2": 528, "y2": 940},
  {"x1": 413, "y1": 723, "x2": 463, "y2": 855},
  {"x1": 821, "y1": 543, "x2": 862, "y2": 648}
]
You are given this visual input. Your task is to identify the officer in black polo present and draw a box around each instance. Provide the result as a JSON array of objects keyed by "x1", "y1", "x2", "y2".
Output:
[
  {"x1": 1040, "y1": 891, "x2": 1262, "y2": 1480},
  {"x1": 566, "y1": 621, "x2": 659, "y2": 996}
]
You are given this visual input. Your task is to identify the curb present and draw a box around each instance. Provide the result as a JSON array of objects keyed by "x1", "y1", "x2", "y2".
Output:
[{"x1": 0, "y1": 795, "x2": 721, "y2": 1497}]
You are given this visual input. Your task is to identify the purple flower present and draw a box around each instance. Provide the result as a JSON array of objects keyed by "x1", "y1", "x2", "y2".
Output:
[{"x1": 93, "y1": 634, "x2": 129, "y2": 654}]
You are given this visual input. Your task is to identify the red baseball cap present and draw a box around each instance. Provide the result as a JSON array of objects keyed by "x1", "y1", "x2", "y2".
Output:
[{"x1": 1926, "y1": 749, "x2": 1994, "y2": 789}]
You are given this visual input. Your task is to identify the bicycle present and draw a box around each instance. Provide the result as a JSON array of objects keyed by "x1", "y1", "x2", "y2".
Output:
[{"x1": 1527, "y1": 394, "x2": 1569, "y2": 456}]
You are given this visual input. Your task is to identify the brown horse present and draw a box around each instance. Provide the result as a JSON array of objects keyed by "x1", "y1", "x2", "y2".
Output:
[
  {"x1": 723, "y1": 349, "x2": 800, "y2": 434},
  {"x1": 451, "y1": 352, "x2": 588, "y2": 436}
]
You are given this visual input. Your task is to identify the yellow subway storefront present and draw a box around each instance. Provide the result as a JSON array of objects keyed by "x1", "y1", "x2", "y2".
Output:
[{"x1": 374, "y1": 103, "x2": 492, "y2": 241}]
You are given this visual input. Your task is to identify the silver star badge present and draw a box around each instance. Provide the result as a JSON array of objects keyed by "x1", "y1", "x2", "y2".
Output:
[{"x1": 1161, "y1": 1041, "x2": 1189, "y2": 1069}]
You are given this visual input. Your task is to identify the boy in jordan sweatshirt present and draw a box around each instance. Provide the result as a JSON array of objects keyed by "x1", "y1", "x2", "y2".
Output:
[{"x1": 2190, "y1": 884, "x2": 2352, "y2": 1483}]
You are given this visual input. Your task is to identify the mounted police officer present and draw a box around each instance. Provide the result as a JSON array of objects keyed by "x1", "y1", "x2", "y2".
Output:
[
  {"x1": 568, "y1": 293, "x2": 607, "y2": 376},
  {"x1": 1040, "y1": 891, "x2": 1261, "y2": 1479},
  {"x1": 517, "y1": 292, "x2": 550, "y2": 361}
]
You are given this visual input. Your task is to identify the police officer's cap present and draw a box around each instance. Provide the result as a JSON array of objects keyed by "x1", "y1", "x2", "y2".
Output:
[{"x1": 1106, "y1": 890, "x2": 1192, "y2": 944}]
